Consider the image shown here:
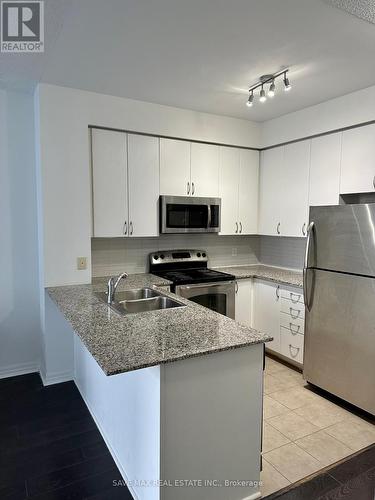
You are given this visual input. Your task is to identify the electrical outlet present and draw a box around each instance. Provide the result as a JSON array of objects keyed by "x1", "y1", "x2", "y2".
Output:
[
  {"x1": 77, "y1": 257, "x2": 87, "y2": 270},
  {"x1": 232, "y1": 247, "x2": 238, "y2": 257}
]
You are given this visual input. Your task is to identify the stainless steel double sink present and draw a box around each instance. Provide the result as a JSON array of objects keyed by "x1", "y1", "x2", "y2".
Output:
[{"x1": 96, "y1": 287, "x2": 186, "y2": 316}]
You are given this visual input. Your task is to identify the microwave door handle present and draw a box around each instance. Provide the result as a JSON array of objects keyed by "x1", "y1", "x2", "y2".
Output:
[{"x1": 207, "y1": 204, "x2": 211, "y2": 229}]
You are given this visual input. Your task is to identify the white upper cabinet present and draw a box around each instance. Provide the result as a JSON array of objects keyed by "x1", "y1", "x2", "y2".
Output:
[
  {"x1": 127, "y1": 134, "x2": 160, "y2": 237},
  {"x1": 309, "y1": 133, "x2": 342, "y2": 206},
  {"x1": 219, "y1": 147, "x2": 240, "y2": 235},
  {"x1": 239, "y1": 149, "x2": 259, "y2": 235},
  {"x1": 340, "y1": 124, "x2": 375, "y2": 194},
  {"x1": 190, "y1": 143, "x2": 219, "y2": 197},
  {"x1": 91, "y1": 129, "x2": 128, "y2": 237},
  {"x1": 160, "y1": 138, "x2": 191, "y2": 196},
  {"x1": 281, "y1": 141, "x2": 310, "y2": 237},
  {"x1": 259, "y1": 147, "x2": 284, "y2": 236}
]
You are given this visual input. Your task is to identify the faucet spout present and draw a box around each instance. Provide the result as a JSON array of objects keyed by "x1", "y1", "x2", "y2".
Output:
[{"x1": 107, "y1": 272, "x2": 128, "y2": 304}]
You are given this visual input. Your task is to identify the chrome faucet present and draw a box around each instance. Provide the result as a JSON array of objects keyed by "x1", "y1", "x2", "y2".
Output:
[{"x1": 107, "y1": 272, "x2": 128, "y2": 304}]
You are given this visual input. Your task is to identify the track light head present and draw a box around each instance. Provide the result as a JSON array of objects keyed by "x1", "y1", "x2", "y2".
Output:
[
  {"x1": 268, "y1": 80, "x2": 275, "y2": 97},
  {"x1": 259, "y1": 86, "x2": 267, "y2": 103},
  {"x1": 283, "y1": 73, "x2": 292, "y2": 91},
  {"x1": 246, "y1": 91, "x2": 254, "y2": 107}
]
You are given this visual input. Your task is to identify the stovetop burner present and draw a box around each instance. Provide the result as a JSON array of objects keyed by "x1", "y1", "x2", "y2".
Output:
[{"x1": 149, "y1": 249, "x2": 235, "y2": 285}]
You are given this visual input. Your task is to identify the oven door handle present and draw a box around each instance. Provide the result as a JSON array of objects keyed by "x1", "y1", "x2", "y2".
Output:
[
  {"x1": 207, "y1": 204, "x2": 212, "y2": 229},
  {"x1": 177, "y1": 281, "x2": 235, "y2": 291}
]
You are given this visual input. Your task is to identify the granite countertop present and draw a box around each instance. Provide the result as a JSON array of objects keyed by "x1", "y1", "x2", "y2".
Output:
[
  {"x1": 47, "y1": 273, "x2": 271, "y2": 376},
  {"x1": 214, "y1": 264, "x2": 303, "y2": 288}
]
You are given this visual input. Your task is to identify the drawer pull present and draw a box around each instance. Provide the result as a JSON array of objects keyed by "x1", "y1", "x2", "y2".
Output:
[
  {"x1": 289, "y1": 323, "x2": 301, "y2": 335},
  {"x1": 289, "y1": 307, "x2": 301, "y2": 319},
  {"x1": 290, "y1": 292, "x2": 301, "y2": 304},
  {"x1": 289, "y1": 344, "x2": 300, "y2": 358}
]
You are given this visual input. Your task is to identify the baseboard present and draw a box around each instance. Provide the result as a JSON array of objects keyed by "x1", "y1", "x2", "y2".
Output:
[
  {"x1": 0, "y1": 362, "x2": 39, "y2": 380},
  {"x1": 40, "y1": 370, "x2": 74, "y2": 386},
  {"x1": 74, "y1": 378, "x2": 139, "y2": 500}
]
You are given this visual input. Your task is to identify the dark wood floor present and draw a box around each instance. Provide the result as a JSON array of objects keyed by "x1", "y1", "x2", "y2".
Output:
[
  {"x1": 265, "y1": 443, "x2": 375, "y2": 500},
  {"x1": 0, "y1": 373, "x2": 132, "y2": 499}
]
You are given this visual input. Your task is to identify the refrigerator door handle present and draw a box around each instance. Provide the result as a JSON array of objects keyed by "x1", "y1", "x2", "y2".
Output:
[{"x1": 304, "y1": 221, "x2": 315, "y2": 270}]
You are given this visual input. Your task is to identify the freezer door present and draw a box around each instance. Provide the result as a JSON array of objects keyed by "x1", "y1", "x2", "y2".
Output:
[
  {"x1": 304, "y1": 268, "x2": 375, "y2": 415},
  {"x1": 308, "y1": 204, "x2": 375, "y2": 276}
]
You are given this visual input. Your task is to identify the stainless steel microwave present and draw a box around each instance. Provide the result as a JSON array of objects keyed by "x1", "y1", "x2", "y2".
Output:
[{"x1": 160, "y1": 196, "x2": 221, "y2": 234}]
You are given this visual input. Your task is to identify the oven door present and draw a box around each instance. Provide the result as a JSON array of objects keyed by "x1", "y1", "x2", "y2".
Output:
[
  {"x1": 160, "y1": 195, "x2": 221, "y2": 233},
  {"x1": 175, "y1": 281, "x2": 235, "y2": 319}
]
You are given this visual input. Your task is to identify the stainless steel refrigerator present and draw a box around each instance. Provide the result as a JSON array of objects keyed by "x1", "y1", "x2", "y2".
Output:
[{"x1": 303, "y1": 203, "x2": 375, "y2": 415}]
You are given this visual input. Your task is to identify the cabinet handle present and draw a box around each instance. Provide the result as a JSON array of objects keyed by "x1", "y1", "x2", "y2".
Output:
[
  {"x1": 192, "y1": 182, "x2": 195, "y2": 195},
  {"x1": 289, "y1": 344, "x2": 300, "y2": 358},
  {"x1": 289, "y1": 323, "x2": 300, "y2": 335},
  {"x1": 302, "y1": 223, "x2": 306, "y2": 236},
  {"x1": 123, "y1": 221, "x2": 127, "y2": 235},
  {"x1": 130, "y1": 221, "x2": 133, "y2": 235},
  {"x1": 276, "y1": 285, "x2": 280, "y2": 300},
  {"x1": 235, "y1": 222, "x2": 238, "y2": 233},
  {"x1": 239, "y1": 222, "x2": 242, "y2": 233},
  {"x1": 290, "y1": 292, "x2": 301, "y2": 304},
  {"x1": 235, "y1": 281, "x2": 239, "y2": 294},
  {"x1": 289, "y1": 307, "x2": 301, "y2": 319},
  {"x1": 373, "y1": 176, "x2": 375, "y2": 190},
  {"x1": 187, "y1": 182, "x2": 190, "y2": 195},
  {"x1": 277, "y1": 222, "x2": 281, "y2": 235}
]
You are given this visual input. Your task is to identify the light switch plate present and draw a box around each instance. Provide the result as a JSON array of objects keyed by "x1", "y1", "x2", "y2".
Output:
[
  {"x1": 232, "y1": 247, "x2": 238, "y2": 257},
  {"x1": 77, "y1": 257, "x2": 87, "y2": 270}
]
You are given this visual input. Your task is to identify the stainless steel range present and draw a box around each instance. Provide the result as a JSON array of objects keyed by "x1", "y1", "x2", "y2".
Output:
[{"x1": 149, "y1": 250, "x2": 236, "y2": 318}]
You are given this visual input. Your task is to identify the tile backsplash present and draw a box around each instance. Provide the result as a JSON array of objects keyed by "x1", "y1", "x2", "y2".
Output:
[
  {"x1": 91, "y1": 234, "x2": 260, "y2": 277},
  {"x1": 91, "y1": 234, "x2": 305, "y2": 277}
]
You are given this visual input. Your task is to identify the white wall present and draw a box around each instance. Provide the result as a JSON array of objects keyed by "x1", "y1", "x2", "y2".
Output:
[
  {"x1": 92, "y1": 235, "x2": 260, "y2": 277},
  {"x1": 36, "y1": 83, "x2": 260, "y2": 287},
  {"x1": 261, "y1": 83, "x2": 375, "y2": 147},
  {"x1": 0, "y1": 89, "x2": 41, "y2": 378}
]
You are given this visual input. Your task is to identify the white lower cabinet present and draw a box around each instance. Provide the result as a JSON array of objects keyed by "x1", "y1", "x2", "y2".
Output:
[
  {"x1": 252, "y1": 279, "x2": 304, "y2": 366},
  {"x1": 234, "y1": 279, "x2": 252, "y2": 326},
  {"x1": 252, "y1": 279, "x2": 281, "y2": 353}
]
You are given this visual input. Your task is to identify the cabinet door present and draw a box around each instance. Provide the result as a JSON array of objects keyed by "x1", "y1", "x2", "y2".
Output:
[
  {"x1": 258, "y1": 147, "x2": 284, "y2": 236},
  {"x1": 282, "y1": 141, "x2": 310, "y2": 237},
  {"x1": 239, "y1": 149, "x2": 259, "y2": 234},
  {"x1": 160, "y1": 138, "x2": 191, "y2": 196},
  {"x1": 309, "y1": 133, "x2": 341, "y2": 206},
  {"x1": 235, "y1": 279, "x2": 252, "y2": 326},
  {"x1": 128, "y1": 134, "x2": 160, "y2": 237},
  {"x1": 253, "y1": 280, "x2": 281, "y2": 353},
  {"x1": 190, "y1": 143, "x2": 219, "y2": 197},
  {"x1": 91, "y1": 129, "x2": 128, "y2": 237},
  {"x1": 219, "y1": 147, "x2": 240, "y2": 235},
  {"x1": 340, "y1": 124, "x2": 375, "y2": 194}
]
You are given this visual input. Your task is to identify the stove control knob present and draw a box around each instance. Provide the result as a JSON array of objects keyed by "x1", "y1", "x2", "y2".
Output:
[
  {"x1": 202, "y1": 252, "x2": 206, "y2": 258},
  {"x1": 197, "y1": 252, "x2": 201, "y2": 257},
  {"x1": 154, "y1": 255, "x2": 159, "y2": 260},
  {"x1": 160, "y1": 254, "x2": 165, "y2": 259}
]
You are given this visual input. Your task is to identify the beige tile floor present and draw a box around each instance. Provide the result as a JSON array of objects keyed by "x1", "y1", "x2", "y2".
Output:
[{"x1": 260, "y1": 355, "x2": 375, "y2": 497}]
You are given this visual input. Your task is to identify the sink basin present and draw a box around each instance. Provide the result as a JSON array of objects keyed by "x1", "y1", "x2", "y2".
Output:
[
  {"x1": 96, "y1": 288, "x2": 185, "y2": 315},
  {"x1": 114, "y1": 296, "x2": 185, "y2": 315}
]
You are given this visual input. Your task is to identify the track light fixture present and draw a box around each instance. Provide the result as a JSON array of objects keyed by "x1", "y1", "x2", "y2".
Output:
[{"x1": 246, "y1": 69, "x2": 291, "y2": 108}]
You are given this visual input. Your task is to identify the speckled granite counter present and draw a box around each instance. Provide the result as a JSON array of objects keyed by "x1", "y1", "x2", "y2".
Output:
[
  {"x1": 47, "y1": 273, "x2": 271, "y2": 376},
  {"x1": 213, "y1": 264, "x2": 303, "y2": 288}
]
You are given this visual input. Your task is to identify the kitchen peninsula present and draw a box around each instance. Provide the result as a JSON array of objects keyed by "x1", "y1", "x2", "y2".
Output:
[{"x1": 48, "y1": 274, "x2": 271, "y2": 500}]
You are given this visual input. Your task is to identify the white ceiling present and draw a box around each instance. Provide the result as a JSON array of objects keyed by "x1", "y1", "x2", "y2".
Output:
[{"x1": 2, "y1": 0, "x2": 375, "y2": 121}]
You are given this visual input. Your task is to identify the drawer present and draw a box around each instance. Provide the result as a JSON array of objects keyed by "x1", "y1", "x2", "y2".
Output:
[
  {"x1": 280, "y1": 299, "x2": 305, "y2": 320},
  {"x1": 280, "y1": 327, "x2": 304, "y2": 364},
  {"x1": 281, "y1": 288, "x2": 304, "y2": 305},
  {"x1": 280, "y1": 314, "x2": 304, "y2": 335}
]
